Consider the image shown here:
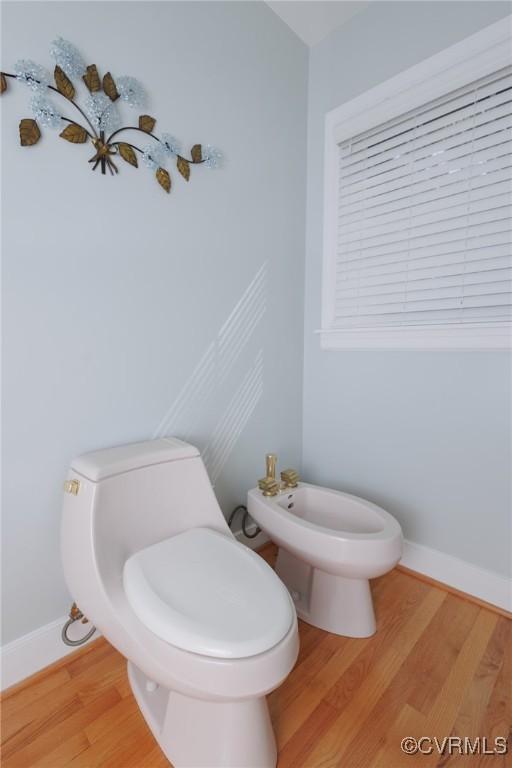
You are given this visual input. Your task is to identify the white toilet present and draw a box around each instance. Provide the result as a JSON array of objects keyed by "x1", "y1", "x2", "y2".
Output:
[
  {"x1": 247, "y1": 482, "x2": 403, "y2": 638},
  {"x1": 61, "y1": 438, "x2": 298, "y2": 768}
]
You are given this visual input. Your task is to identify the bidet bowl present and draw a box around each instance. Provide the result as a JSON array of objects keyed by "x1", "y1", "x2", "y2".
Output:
[
  {"x1": 248, "y1": 483, "x2": 402, "y2": 579},
  {"x1": 247, "y1": 483, "x2": 403, "y2": 637}
]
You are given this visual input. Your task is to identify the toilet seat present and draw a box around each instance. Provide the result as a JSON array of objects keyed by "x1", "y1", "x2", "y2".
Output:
[{"x1": 124, "y1": 527, "x2": 294, "y2": 659}]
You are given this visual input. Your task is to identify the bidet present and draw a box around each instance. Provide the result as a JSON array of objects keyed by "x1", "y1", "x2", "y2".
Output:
[{"x1": 248, "y1": 482, "x2": 403, "y2": 638}]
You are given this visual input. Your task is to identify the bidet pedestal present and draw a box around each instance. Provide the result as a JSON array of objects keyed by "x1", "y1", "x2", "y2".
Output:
[
  {"x1": 307, "y1": 568, "x2": 376, "y2": 637},
  {"x1": 276, "y1": 548, "x2": 377, "y2": 638},
  {"x1": 128, "y1": 661, "x2": 277, "y2": 768}
]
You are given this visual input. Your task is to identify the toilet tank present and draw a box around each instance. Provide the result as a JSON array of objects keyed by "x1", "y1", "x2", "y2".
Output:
[{"x1": 62, "y1": 438, "x2": 230, "y2": 598}]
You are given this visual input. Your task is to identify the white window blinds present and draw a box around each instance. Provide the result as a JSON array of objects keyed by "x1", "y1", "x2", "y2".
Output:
[{"x1": 334, "y1": 66, "x2": 512, "y2": 331}]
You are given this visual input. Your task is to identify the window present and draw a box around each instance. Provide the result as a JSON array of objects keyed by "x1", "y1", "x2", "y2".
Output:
[{"x1": 320, "y1": 17, "x2": 512, "y2": 349}]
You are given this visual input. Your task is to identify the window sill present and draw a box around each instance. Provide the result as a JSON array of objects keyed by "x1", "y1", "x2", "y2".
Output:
[{"x1": 317, "y1": 324, "x2": 512, "y2": 351}]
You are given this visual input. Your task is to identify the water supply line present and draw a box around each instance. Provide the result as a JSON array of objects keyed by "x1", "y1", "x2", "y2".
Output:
[
  {"x1": 228, "y1": 504, "x2": 261, "y2": 539},
  {"x1": 61, "y1": 602, "x2": 97, "y2": 647}
]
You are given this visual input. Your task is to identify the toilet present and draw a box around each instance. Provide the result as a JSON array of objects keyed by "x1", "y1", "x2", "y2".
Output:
[
  {"x1": 61, "y1": 438, "x2": 298, "y2": 768},
  {"x1": 247, "y1": 482, "x2": 403, "y2": 638}
]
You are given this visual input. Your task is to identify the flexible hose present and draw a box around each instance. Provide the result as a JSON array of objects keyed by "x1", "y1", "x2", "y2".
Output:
[
  {"x1": 228, "y1": 504, "x2": 261, "y2": 539},
  {"x1": 61, "y1": 617, "x2": 97, "y2": 647}
]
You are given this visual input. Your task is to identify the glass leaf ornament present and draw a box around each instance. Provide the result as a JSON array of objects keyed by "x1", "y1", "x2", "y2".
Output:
[
  {"x1": 203, "y1": 145, "x2": 223, "y2": 169},
  {"x1": 161, "y1": 134, "x2": 181, "y2": 157},
  {"x1": 85, "y1": 92, "x2": 121, "y2": 133},
  {"x1": 142, "y1": 143, "x2": 167, "y2": 170},
  {"x1": 30, "y1": 93, "x2": 61, "y2": 128},
  {"x1": 50, "y1": 38, "x2": 86, "y2": 78},
  {"x1": 2, "y1": 38, "x2": 222, "y2": 193},
  {"x1": 116, "y1": 76, "x2": 145, "y2": 108},
  {"x1": 15, "y1": 60, "x2": 51, "y2": 91}
]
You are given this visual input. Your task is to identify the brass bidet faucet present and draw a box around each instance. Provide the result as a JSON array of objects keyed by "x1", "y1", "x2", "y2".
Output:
[
  {"x1": 258, "y1": 454, "x2": 279, "y2": 496},
  {"x1": 258, "y1": 454, "x2": 300, "y2": 496}
]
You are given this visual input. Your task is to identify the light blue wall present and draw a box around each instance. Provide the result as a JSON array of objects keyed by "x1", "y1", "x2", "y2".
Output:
[
  {"x1": 1, "y1": 1, "x2": 307, "y2": 643},
  {"x1": 303, "y1": 2, "x2": 512, "y2": 577}
]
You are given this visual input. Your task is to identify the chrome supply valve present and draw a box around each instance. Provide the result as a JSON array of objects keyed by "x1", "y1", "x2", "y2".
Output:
[
  {"x1": 69, "y1": 601, "x2": 88, "y2": 624},
  {"x1": 61, "y1": 601, "x2": 97, "y2": 647}
]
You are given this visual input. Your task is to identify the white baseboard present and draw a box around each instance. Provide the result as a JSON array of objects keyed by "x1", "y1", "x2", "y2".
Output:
[
  {"x1": 2, "y1": 536, "x2": 508, "y2": 692},
  {"x1": 1, "y1": 614, "x2": 100, "y2": 691},
  {"x1": 400, "y1": 539, "x2": 512, "y2": 612}
]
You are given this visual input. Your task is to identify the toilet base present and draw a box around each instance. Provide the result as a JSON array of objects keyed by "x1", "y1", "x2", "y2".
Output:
[
  {"x1": 276, "y1": 548, "x2": 376, "y2": 638},
  {"x1": 128, "y1": 661, "x2": 277, "y2": 768}
]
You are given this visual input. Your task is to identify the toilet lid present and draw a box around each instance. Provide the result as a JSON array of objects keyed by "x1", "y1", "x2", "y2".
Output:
[{"x1": 123, "y1": 527, "x2": 294, "y2": 659}]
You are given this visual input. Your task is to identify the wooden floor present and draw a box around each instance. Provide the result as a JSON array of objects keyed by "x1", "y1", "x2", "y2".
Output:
[{"x1": 1, "y1": 544, "x2": 510, "y2": 767}]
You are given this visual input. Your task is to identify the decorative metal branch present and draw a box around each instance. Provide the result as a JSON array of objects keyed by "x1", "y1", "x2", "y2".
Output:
[{"x1": 0, "y1": 38, "x2": 222, "y2": 193}]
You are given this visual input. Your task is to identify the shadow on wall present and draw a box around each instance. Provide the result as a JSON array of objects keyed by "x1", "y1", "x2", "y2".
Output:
[{"x1": 153, "y1": 262, "x2": 267, "y2": 483}]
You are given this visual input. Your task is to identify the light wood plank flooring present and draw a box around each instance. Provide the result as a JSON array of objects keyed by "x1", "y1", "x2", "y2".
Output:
[{"x1": 1, "y1": 544, "x2": 510, "y2": 767}]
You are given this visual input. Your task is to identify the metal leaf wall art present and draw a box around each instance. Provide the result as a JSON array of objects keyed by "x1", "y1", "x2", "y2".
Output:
[{"x1": 1, "y1": 38, "x2": 222, "y2": 194}]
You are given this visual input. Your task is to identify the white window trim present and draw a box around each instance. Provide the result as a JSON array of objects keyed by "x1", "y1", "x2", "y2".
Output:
[{"x1": 319, "y1": 16, "x2": 512, "y2": 351}]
